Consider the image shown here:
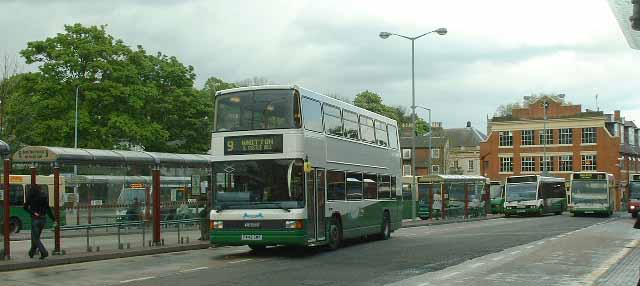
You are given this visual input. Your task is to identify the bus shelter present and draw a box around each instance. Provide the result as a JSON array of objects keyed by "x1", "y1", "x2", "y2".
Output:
[
  {"x1": 415, "y1": 175, "x2": 488, "y2": 220},
  {"x1": 0, "y1": 140, "x2": 10, "y2": 260},
  {"x1": 5, "y1": 146, "x2": 212, "y2": 258}
]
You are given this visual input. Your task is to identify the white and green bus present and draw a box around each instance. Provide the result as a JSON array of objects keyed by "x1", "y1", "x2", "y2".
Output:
[
  {"x1": 209, "y1": 85, "x2": 402, "y2": 251},
  {"x1": 504, "y1": 175, "x2": 566, "y2": 217},
  {"x1": 568, "y1": 172, "x2": 614, "y2": 217}
]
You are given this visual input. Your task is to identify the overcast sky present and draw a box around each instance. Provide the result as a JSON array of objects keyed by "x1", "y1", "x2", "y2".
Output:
[{"x1": 1, "y1": 0, "x2": 639, "y2": 130}]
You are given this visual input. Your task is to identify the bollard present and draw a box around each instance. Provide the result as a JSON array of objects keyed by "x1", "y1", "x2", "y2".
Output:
[
  {"x1": 126, "y1": 242, "x2": 130, "y2": 249},
  {"x1": 117, "y1": 225, "x2": 122, "y2": 250},
  {"x1": 96, "y1": 246, "x2": 100, "y2": 252},
  {"x1": 86, "y1": 227, "x2": 91, "y2": 252},
  {"x1": 161, "y1": 238, "x2": 165, "y2": 246},
  {"x1": 177, "y1": 222, "x2": 181, "y2": 243},
  {"x1": 181, "y1": 237, "x2": 184, "y2": 244},
  {"x1": 142, "y1": 224, "x2": 146, "y2": 247}
]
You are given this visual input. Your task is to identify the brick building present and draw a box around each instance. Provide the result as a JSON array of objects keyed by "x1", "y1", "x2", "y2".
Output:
[
  {"x1": 400, "y1": 122, "x2": 449, "y2": 176},
  {"x1": 480, "y1": 97, "x2": 640, "y2": 189}
]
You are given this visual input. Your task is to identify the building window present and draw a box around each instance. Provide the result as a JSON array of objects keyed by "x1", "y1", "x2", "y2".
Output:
[
  {"x1": 432, "y1": 148, "x2": 440, "y2": 159},
  {"x1": 468, "y1": 160, "x2": 474, "y2": 172},
  {"x1": 521, "y1": 156, "x2": 535, "y2": 172},
  {"x1": 402, "y1": 149, "x2": 411, "y2": 159},
  {"x1": 582, "y1": 128, "x2": 597, "y2": 144},
  {"x1": 402, "y1": 164, "x2": 411, "y2": 176},
  {"x1": 539, "y1": 129, "x2": 553, "y2": 145},
  {"x1": 432, "y1": 165, "x2": 440, "y2": 174},
  {"x1": 521, "y1": 130, "x2": 534, "y2": 146},
  {"x1": 581, "y1": 155, "x2": 597, "y2": 171},
  {"x1": 539, "y1": 156, "x2": 554, "y2": 172},
  {"x1": 500, "y1": 157, "x2": 513, "y2": 173},
  {"x1": 560, "y1": 155, "x2": 573, "y2": 172},
  {"x1": 499, "y1": 131, "x2": 513, "y2": 146},
  {"x1": 559, "y1": 128, "x2": 573, "y2": 145}
]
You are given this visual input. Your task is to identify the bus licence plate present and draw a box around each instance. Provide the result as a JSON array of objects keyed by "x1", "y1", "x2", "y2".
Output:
[
  {"x1": 585, "y1": 211, "x2": 594, "y2": 214},
  {"x1": 241, "y1": 235, "x2": 262, "y2": 241},
  {"x1": 517, "y1": 210, "x2": 526, "y2": 213}
]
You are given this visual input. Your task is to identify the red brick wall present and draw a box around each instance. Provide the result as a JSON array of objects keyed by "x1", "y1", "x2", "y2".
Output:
[{"x1": 512, "y1": 100, "x2": 582, "y2": 120}]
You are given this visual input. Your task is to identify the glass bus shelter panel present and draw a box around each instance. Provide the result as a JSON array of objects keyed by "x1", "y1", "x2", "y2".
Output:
[
  {"x1": 0, "y1": 160, "x2": 4, "y2": 258},
  {"x1": 417, "y1": 183, "x2": 440, "y2": 219},
  {"x1": 445, "y1": 182, "x2": 466, "y2": 219},
  {"x1": 470, "y1": 182, "x2": 486, "y2": 217}
]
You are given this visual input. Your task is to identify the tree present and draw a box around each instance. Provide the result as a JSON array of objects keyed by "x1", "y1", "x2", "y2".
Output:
[
  {"x1": 5, "y1": 23, "x2": 208, "y2": 153},
  {"x1": 494, "y1": 93, "x2": 568, "y2": 117},
  {"x1": 0, "y1": 54, "x2": 21, "y2": 136}
]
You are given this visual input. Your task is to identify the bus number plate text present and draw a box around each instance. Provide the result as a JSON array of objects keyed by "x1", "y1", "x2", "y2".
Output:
[{"x1": 241, "y1": 234, "x2": 263, "y2": 241}]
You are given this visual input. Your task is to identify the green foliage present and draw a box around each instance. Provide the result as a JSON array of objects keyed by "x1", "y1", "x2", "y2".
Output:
[
  {"x1": 353, "y1": 90, "x2": 429, "y2": 136},
  {"x1": 202, "y1": 77, "x2": 237, "y2": 132},
  {"x1": 5, "y1": 23, "x2": 209, "y2": 153}
]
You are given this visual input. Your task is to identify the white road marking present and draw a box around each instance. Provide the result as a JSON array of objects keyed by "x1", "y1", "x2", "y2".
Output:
[
  {"x1": 491, "y1": 255, "x2": 505, "y2": 261},
  {"x1": 120, "y1": 276, "x2": 156, "y2": 284},
  {"x1": 557, "y1": 234, "x2": 566, "y2": 238},
  {"x1": 417, "y1": 283, "x2": 430, "y2": 286},
  {"x1": 229, "y1": 258, "x2": 253, "y2": 264},
  {"x1": 525, "y1": 245, "x2": 535, "y2": 249},
  {"x1": 537, "y1": 241, "x2": 545, "y2": 245},
  {"x1": 438, "y1": 271, "x2": 460, "y2": 279},
  {"x1": 509, "y1": 251, "x2": 521, "y2": 255},
  {"x1": 549, "y1": 237, "x2": 558, "y2": 240},
  {"x1": 581, "y1": 239, "x2": 640, "y2": 284},
  {"x1": 180, "y1": 266, "x2": 208, "y2": 273},
  {"x1": 470, "y1": 262, "x2": 485, "y2": 268}
]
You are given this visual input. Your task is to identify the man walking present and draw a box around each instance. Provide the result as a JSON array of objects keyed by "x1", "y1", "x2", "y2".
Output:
[{"x1": 23, "y1": 185, "x2": 55, "y2": 259}]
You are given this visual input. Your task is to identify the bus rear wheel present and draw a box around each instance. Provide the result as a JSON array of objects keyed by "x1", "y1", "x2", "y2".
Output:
[
  {"x1": 9, "y1": 217, "x2": 21, "y2": 234},
  {"x1": 633, "y1": 212, "x2": 638, "y2": 218},
  {"x1": 249, "y1": 245, "x2": 266, "y2": 252},
  {"x1": 327, "y1": 217, "x2": 342, "y2": 250}
]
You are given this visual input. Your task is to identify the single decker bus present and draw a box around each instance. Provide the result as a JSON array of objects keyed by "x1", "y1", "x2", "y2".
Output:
[
  {"x1": 504, "y1": 175, "x2": 566, "y2": 217},
  {"x1": 569, "y1": 172, "x2": 614, "y2": 217}
]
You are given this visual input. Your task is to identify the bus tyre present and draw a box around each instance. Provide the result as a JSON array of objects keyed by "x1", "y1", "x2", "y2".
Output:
[
  {"x1": 379, "y1": 212, "x2": 391, "y2": 240},
  {"x1": 328, "y1": 218, "x2": 342, "y2": 250},
  {"x1": 9, "y1": 217, "x2": 21, "y2": 234},
  {"x1": 249, "y1": 245, "x2": 266, "y2": 252},
  {"x1": 633, "y1": 212, "x2": 638, "y2": 218}
]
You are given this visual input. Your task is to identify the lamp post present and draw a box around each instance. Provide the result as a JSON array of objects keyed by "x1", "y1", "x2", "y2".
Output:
[
  {"x1": 542, "y1": 100, "x2": 549, "y2": 176},
  {"x1": 379, "y1": 28, "x2": 447, "y2": 221},
  {"x1": 415, "y1": 106, "x2": 432, "y2": 173}
]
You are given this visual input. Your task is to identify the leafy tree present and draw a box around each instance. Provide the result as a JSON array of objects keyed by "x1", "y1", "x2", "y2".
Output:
[
  {"x1": 494, "y1": 93, "x2": 568, "y2": 117},
  {"x1": 5, "y1": 23, "x2": 208, "y2": 153}
]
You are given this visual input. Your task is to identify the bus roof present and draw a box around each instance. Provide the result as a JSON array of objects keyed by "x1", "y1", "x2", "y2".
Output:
[
  {"x1": 215, "y1": 85, "x2": 296, "y2": 96},
  {"x1": 412, "y1": 174, "x2": 487, "y2": 183},
  {"x1": 506, "y1": 175, "x2": 565, "y2": 184},
  {"x1": 571, "y1": 172, "x2": 613, "y2": 181}
]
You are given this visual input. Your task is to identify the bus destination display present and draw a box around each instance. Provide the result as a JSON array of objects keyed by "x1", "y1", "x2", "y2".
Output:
[
  {"x1": 573, "y1": 173, "x2": 606, "y2": 180},
  {"x1": 224, "y1": 134, "x2": 283, "y2": 155}
]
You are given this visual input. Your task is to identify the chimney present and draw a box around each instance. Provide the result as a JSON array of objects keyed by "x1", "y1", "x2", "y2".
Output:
[
  {"x1": 466, "y1": 121, "x2": 471, "y2": 128},
  {"x1": 615, "y1": 110, "x2": 621, "y2": 121}
]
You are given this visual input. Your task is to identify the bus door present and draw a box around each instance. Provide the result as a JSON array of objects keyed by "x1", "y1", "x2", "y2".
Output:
[{"x1": 305, "y1": 168, "x2": 326, "y2": 242}]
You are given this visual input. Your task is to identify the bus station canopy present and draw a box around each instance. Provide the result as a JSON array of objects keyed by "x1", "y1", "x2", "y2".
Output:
[
  {"x1": 12, "y1": 146, "x2": 213, "y2": 167},
  {"x1": 402, "y1": 175, "x2": 488, "y2": 184}
]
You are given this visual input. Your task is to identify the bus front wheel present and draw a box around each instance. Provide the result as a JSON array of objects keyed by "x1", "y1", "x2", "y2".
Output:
[
  {"x1": 632, "y1": 212, "x2": 638, "y2": 218},
  {"x1": 249, "y1": 245, "x2": 266, "y2": 252},
  {"x1": 9, "y1": 217, "x2": 21, "y2": 234}
]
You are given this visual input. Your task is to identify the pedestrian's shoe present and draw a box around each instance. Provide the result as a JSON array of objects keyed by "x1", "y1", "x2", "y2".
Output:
[
  {"x1": 39, "y1": 251, "x2": 48, "y2": 260},
  {"x1": 28, "y1": 249, "x2": 35, "y2": 259}
]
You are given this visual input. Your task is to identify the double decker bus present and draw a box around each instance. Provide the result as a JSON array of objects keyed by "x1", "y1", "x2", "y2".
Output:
[
  {"x1": 504, "y1": 175, "x2": 566, "y2": 217},
  {"x1": 1, "y1": 175, "x2": 66, "y2": 234},
  {"x1": 568, "y1": 172, "x2": 614, "y2": 217},
  {"x1": 489, "y1": 181, "x2": 504, "y2": 214},
  {"x1": 209, "y1": 85, "x2": 402, "y2": 251},
  {"x1": 629, "y1": 174, "x2": 640, "y2": 217}
]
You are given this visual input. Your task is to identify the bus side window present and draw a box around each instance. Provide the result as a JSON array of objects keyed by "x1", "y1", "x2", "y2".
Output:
[{"x1": 9, "y1": 185, "x2": 24, "y2": 206}]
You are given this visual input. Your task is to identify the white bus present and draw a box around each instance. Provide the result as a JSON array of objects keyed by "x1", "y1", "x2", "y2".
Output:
[
  {"x1": 568, "y1": 172, "x2": 614, "y2": 217},
  {"x1": 209, "y1": 85, "x2": 402, "y2": 250},
  {"x1": 504, "y1": 175, "x2": 566, "y2": 217}
]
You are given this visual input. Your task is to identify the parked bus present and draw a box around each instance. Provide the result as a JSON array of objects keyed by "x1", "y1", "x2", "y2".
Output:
[
  {"x1": 489, "y1": 181, "x2": 504, "y2": 214},
  {"x1": 1, "y1": 175, "x2": 65, "y2": 233},
  {"x1": 209, "y1": 85, "x2": 402, "y2": 251},
  {"x1": 415, "y1": 175, "x2": 487, "y2": 219},
  {"x1": 629, "y1": 174, "x2": 640, "y2": 217},
  {"x1": 504, "y1": 175, "x2": 566, "y2": 217},
  {"x1": 568, "y1": 172, "x2": 614, "y2": 217}
]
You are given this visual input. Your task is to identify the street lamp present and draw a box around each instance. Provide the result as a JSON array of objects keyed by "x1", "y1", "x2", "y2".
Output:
[
  {"x1": 543, "y1": 100, "x2": 549, "y2": 176},
  {"x1": 415, "y1": 105, "x2": 432, "y2": 174},
  {"x1": 379, "y1": 28, "x2": 447, "y2": 221}
]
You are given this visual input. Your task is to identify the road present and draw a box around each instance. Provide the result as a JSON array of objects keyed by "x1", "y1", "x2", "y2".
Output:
[{"x1": 2, "y1": 213, "x2": 636, "y2": 286}]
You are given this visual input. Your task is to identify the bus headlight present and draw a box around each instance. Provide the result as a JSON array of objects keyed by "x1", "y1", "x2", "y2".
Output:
[
  {"x1": 285, "y1": 220, "x2": 304, "y2": 229},
  {"x1": 211, "y1": 220, "x2": 223, "y2": 230},
  {"x1": 631, "y1": 205, "x2": 636, "y2": 210}
]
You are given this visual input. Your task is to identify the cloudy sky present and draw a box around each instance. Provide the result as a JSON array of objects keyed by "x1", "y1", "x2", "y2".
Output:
[{"x1": 1, "y1": 0, "x2": 639, "y2": 130}]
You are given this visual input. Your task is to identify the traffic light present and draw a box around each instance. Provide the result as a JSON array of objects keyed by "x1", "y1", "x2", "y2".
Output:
[{"x1": 632, "y1": 0, "x2": 640, "y2": 31}]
